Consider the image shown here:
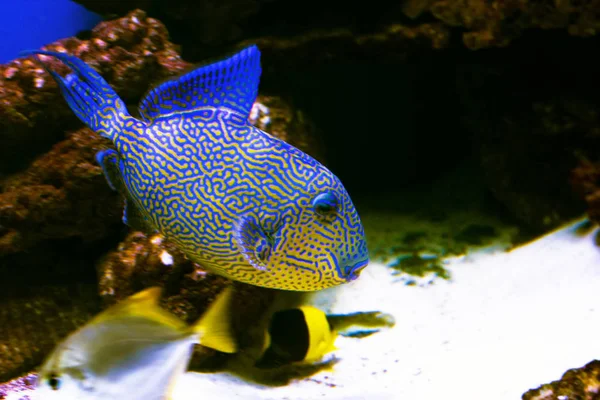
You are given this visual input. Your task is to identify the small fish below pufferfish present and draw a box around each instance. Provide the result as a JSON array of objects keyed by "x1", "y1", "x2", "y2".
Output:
[
  {"x1": 33, "y1": 286, "x2": 237, "y2": 400},
  {"x1": 255, "y1": 306, "x2": 395, "y2": 369},
  {"x1": 22, "y1": 45, "x2": 369, "y2": 292}
]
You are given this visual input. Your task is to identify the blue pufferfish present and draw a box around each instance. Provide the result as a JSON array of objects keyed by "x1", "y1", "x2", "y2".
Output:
[{"x1": 24, "y1": 45, "x2": 369, "y2": 291}]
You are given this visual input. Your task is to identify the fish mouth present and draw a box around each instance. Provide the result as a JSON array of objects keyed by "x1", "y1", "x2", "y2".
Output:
[{"x1": 344, "y1": 259, "x2": 369, "y2": 282}]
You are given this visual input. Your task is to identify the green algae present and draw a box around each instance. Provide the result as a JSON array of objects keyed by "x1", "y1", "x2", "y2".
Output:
[
  {"x1": 328, "y1": 311, "x2": 396, "y2": 335},
  {"x1": 358, "y1": 161, "x2": 523, "y2": 283},
  {"x1": 455, "y1": 224, "x2": 498, "y2": 245},
  {"x1": 389, "y1": 254, "x2": 450, "y2": 281}
]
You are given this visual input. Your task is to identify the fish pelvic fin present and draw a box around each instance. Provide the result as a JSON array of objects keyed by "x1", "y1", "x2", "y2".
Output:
[
  {"x1": 21, "y1": 49, "x2": 137, "y2": 141},
  {"x1": 192, "y1": 286, "x2": 238, "y2": 354},
  {"x1": 137, "y1": 44, "x2": 261, "y2": 122},
  {"x1": 95, "y1": 149, "x2": 158, "y2": 234},
  {"x1": 233, "y1": 214, "x2": 273, "y2": 272}
]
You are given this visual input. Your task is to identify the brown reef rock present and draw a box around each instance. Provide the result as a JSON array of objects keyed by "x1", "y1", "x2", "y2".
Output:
[
  {"x1": 73, "y1": 0, "x2": 271, "y2": 48},
  {"x1": 0, "y1": 9, "x2": 187, "y2": 175},
  {"x1": 522, "y1": 359, "x2": 600, "y2": 399},
  {"x1": 571, "y1": 159, "x2": 600, "y2": 227},
  {"x1": 242, "y1": 22, "x2": 449, "y2": 70},
  {"x1": 0, "y1": 373, "x2": 35, "y2": 400},
  {"x1": 0, "y1": 127, "x2": 119, "y2": 254},
  {"x1": 457, "y1": 36, "x2": 600, "y2": 230},
  {"x1": 0, "y1": 283, "x2": 99, "y2": 383},
  {"x1": 404, "y1": 0, "x2": 600, "y2": 49},
  {"x1": 74, "y1": 0, "x2": 599, "y2": 55},
  {"x1": 75, "y1": 0, "x2": 451, "y2": 65}
]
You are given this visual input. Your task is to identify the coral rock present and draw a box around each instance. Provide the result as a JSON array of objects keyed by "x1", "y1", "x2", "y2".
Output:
[
  {"x1": 0, "y1": 373, "x2": 36, "y2": 400},
  {"x1": 523, "y1": 359, "x2": 600, "y2": 399},
  {"x1": 0, "y1": 284, "x2": 99, "y2": 382},
  {"x1": 73, "y1": 0, "x2": 270, "y2": 47},
  {"x1": 0, "y1": 128, "x2": 119, "y2": 254},
  {"x1": 571, "y1": 161, "x2": 600, "y2": 227},
  {"x1": 242, "y1": 22, "x2": 450, "y2": 68},
  {"x1": 249, "y1": 96, "x2": 325, "y2": 163},
  {"x1": 422, "y1": 0, "x2": 600, "y2": 49},
  {"x1": 0, "y1": 9, "x2": 188, "y2": 175},
  {"x1": 457, "y1": 38, "x2": 600, "y2": 230}
]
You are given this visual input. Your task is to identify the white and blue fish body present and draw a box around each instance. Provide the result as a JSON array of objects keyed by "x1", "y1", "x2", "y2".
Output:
[{"x1": 33, "y1": 287, "x2": 236, "y2": 400}]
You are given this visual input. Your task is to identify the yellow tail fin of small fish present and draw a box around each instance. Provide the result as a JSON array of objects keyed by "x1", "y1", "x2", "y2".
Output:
[{"x1": 193, "y1": 286, "x2": 238, "y2": 354}]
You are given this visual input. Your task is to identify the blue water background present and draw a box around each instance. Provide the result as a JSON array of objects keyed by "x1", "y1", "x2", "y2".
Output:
[{"x1": 0, "y1": 0, "x2": 101, "y2": 63}]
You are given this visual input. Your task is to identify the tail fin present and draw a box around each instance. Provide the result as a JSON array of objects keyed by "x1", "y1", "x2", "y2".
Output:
[
  {"x1": 192, "y1": 286, "x2": 238, "y2": 354},
  {"x1": 21, "y1": 50, "x2": 132, "y2": 141}
]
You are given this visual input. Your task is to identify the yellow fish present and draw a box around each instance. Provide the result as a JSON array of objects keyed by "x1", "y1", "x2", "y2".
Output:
[
  {"x1": 255, "y1": 306, "x2": 337, "y2": 368},
  {"x1": 34, "y1": 286, "x2": 237, "y2": 400},
  {"x1": 255, "y1": 307, "x2": 395, "y2": 369}
]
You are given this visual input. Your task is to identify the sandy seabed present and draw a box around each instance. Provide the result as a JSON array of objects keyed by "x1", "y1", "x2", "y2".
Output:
[{"x1": 174, "y1": 217, "x2": 600, "y2": 400}]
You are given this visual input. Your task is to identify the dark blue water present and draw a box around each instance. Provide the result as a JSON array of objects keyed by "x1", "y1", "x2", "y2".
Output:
[{"x1": 0, "y1": 0, "x2": 101, "y2": 63}]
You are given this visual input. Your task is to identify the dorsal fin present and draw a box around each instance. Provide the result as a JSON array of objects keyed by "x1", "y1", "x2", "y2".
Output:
[
  {"x1": 93, "y1": 287, "x2": 185, "y2": 331},
  {"x1": 138, "y1": 45, "x2": 261, "y2": 122}
]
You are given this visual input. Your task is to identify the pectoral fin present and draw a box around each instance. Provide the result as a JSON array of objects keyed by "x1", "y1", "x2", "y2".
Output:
[
  {"x1": 95, "y1": 149, "x2": 156, "y2": 235},
  {"x1": 122, "y1": 197, "x2": 157, "y2": 235},
  {"x1": 233, "y1": 215, "x2": 274, "y2": 271},
  {"x1": 96, "y1": 149, "x2": 123, "y2": 192}
]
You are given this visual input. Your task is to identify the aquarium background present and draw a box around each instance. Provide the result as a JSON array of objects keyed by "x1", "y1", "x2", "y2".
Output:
[
  {"x1": 0, "y1": 0, "x2": 100, "y2": 63},
  {"x1": 2, "y1": 0, "x2": 600, "y2": 399}
]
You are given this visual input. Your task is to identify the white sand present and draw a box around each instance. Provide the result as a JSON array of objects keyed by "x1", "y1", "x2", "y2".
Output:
[{"x1": 174, "y1": 218, "x2": 600, "y2": 400}]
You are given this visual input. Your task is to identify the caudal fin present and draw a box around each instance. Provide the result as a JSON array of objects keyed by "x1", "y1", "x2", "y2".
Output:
[
  {"x1": 21, "y1": 49, "x2": 133, "y2": 141},
  {"x1": 192, "y1": 286, "x2": 238, "y2": 354}
]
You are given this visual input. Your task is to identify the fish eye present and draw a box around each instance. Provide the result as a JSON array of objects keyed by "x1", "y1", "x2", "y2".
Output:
[
  {"x1": 312, "y1": 192, "x2": 339, "y2": 217},
  {"x1": 47, "y1": 373, "x2": 62, "y2": 391}
]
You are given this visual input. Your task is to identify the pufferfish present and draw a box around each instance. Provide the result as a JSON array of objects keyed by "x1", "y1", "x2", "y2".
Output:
[
  {"x1": 34, "y1": 286, "x2": 237, "y2": 400},
  {"x1": 23, "y1": 45, "x2": 369, "y2": 291}
]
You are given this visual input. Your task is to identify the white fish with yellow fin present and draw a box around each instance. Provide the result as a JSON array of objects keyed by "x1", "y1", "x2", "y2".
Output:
[{"x1": 34, "y1": 286, "x2": 237, "y2": 400}]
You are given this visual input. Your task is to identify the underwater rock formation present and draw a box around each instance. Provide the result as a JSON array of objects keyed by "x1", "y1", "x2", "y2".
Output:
[
  {"x1": 241, "y1": 22, "x2": 449, "y2": 69},
  {"x1": 522, "y1": 359, "x2": 600, "y2": 399},
  {"x1": 0, "y1": 9, "x2": 187, "y2": 175},
  {"x1": 73, "y1": 0, "x2": 269, "y2": 49},
  {"x1": 0, "y1": 373, "x2": 35, "y2": 400},
  {"x1": 571, "y1": 160, "x2": 600, "y2": 227},
  {"x1": 0, "y1": 283, "x2": 99, "y2": 382},
  {"x1": 248, "y1": 95, "x2": 325, "y2": 163},
  {"x1": 73, "y1": 0, "x2": 599, "y2": 56},
  {"x1": 0, "y1": 127, "x2": 119, "y2": 254},
  {"x1": 73, "y1": 0, "x2": 451, "y2": 64},
  {"x1": 457, "y1": 35, "x2": 600, "y2": 231},
  {"x1": 421, "y1": 0, "x2": 600, "y2": 50}
]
